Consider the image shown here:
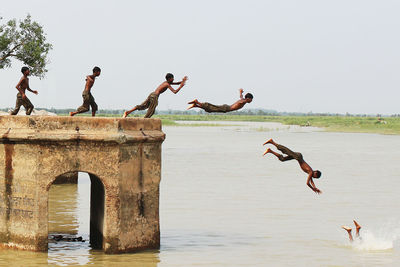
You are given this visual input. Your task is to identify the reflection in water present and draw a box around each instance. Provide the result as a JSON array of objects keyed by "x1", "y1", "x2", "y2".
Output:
[
  {"x1": 48, "y1": 184, "x2": 78, "y2": 235},
  {"x1": 48, "y1": 175, "x2": 90, "y2": 265}
]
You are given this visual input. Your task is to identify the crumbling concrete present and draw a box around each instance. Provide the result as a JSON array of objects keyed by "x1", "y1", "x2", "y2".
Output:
[
  {"x1": 53, "y1": 172, "x2": 78, "y2": 184},
  {"x1": 0, "y1": 116, "x2": 165, "y2": 253}
]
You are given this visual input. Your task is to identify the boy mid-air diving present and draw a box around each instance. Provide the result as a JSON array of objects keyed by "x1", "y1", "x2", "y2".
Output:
[
  {"x1": 263, "y1": 138, "x2": 322, "y2": 194},
  {"x1": 10, "y1": 67, "x2": 38, "y2": 115},
  {"x1": 123, "y1": 73, "x2": 188, "y2": 118},
  {"x1": 187, "y1": 89, "x2": 253, "y2": 113},
  {"x1": 70, "y1": 66, "x2": 101, "y2": 117}
]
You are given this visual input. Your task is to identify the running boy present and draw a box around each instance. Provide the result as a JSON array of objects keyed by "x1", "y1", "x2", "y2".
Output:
[
  {"x1": 70, "y1": 66, "x2": 101, "y2": 117},
  {"x1": 10, "y1": 67, "x2": 38, "y2": 115},
  {"x1": 123, "y1": 73, "x2": 187, "y2": 118}
]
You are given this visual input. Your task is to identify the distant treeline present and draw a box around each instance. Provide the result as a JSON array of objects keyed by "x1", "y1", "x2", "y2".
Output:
[{"x1": 0, "y1": 107, "x2": 399, "y2": 117}]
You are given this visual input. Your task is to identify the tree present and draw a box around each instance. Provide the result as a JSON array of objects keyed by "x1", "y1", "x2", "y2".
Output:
[{"x1": 0, "y1": 14, "x2": 52, "y2": 78}]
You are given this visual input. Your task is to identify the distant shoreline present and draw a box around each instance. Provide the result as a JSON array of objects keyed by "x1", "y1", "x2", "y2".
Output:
[
  {"x1": 54, "y1": 114, "x2": 399, "y2": 135},
  {"x1": 157, "y1": 115, "x2": 399, "y2": 135}
]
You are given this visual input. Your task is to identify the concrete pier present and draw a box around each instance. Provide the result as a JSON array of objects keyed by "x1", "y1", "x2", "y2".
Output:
[{"x1": 0, "y1": 116, "x2": 165, "y2": 253}]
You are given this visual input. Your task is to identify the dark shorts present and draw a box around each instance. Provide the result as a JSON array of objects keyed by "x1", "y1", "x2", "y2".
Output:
[
  {"x1": 277, "y1": 144, "x2": 303, "y2": 161},
  {"x1": 10, "y1": 93, "x2": 34, "y2": 115},
  {"x1": 201, "y1": 102, "x2": 231, "y2": 113},
  {"x1": 135, "y1": 92, "x2": 159, "y2": 118},
  {"x1": 76, "y1": 91, "x2": 98, "y2": 113}
]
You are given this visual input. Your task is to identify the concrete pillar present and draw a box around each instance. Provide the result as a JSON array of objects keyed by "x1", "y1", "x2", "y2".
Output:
[{"x1": 0, "y1": 116, "x2": 165, "y2": 253}]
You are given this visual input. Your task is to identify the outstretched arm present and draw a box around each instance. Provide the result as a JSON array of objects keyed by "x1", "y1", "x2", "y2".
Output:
[
  {"x1": 239, "y1": 88, "x2": 244, "y2": 99},
  {"x1": 306, "y1": 173, "x2": 321, "y2": 194},
  {"x1": 172, "y1": 76, "x2": 188, "y2": 85},
  {"x1": 168, "y1": 83, "x2": 185, "y2": 94}
]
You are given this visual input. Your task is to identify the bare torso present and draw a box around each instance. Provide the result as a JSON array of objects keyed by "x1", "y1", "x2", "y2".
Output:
[
  {"x1": 84, "y1": 75, "x2": 95, "y2": 92},
  {"x1": 299, "y1": 160, "x2": 313, "y2": 175},
  {"x1": 17, "y1": 76, "x2": 29, "y2": 94},
  {"x1": 230, "y1": 99, "x2": 248, "y2": 111},
  {"x1": 154, "y1": 82, "x2": 170, "y2": 96}
]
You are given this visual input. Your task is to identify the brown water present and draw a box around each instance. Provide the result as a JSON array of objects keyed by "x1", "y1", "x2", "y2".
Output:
[{"x1": 1, "y1": 122, "x2": 400, "y2": 266}]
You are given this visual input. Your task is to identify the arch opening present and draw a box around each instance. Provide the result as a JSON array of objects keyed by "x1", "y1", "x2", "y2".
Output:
[{"x1": 48, "y1": 172, "x2": 105, "y2": 251}]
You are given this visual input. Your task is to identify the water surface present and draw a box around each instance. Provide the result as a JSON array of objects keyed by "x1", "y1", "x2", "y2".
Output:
[{"x1": 1, "y1": 122, "x2": 400, "y2": 266}]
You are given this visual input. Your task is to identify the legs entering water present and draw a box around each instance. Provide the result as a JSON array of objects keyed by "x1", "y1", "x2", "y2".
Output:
[
  {"x1": 354, "y1": 220, "x2": 361, "y2": 237},
  {"x1": 342, "y1": 226, "x2": 354, "y2": 242},
  {"x1": 342, "y1": 220, "x2": 362, "y2": 242}
]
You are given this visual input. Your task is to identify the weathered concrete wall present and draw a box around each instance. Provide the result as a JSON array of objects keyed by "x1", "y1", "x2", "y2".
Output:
[
  {"x1": 0, "y1": 116, "x2": 165, "y2": 253},
  {"x1": 53, "y1": 172, "x2": 78, "y2": 184}
]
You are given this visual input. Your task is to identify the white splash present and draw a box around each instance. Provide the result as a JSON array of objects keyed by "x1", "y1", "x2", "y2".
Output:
[{"x1": 351, "y1": 224, "x2": 400, "y2": 251}]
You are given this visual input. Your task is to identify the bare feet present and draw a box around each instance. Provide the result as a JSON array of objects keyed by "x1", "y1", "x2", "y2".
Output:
[
  {"x1": 354, "y1": 220, "x2": 361, "y2": 236},
  {"x1": 263, "y1": 138, "x2": 273, "y2": 146},
  {"x1": 263, "y1": 148, "x2": 272, "y2": 156},
  {"x1": 188, "y1": 99, "x2": 198, "y2": 105},
  {"x1": 342, "y1": 226, "x2": 352, "y2": 233},
  {"x1": 187, "y1": 104, "x2": 196, "y2": 110},
  {"x1": 69, "y1": 112, "x2": 75, "y2": 117},
  {"x1": 123, "y1": 111, "x2": 128, "y2": 118},
  {"x1": 342, "y1": 225, "x2": 354, "y2": 242}
]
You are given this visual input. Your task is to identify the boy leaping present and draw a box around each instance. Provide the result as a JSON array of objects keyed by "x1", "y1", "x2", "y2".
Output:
[
  {"x1": 263, "y1": 138, "x2": 322, "y2": 194},
  {"x1": 70, "y1": 66, "x2": 101, "y2": 117},
  {"x1": 187, "y1": 89, "x2": 253, "y2": 113},
  {"x1": 10, "y1": 67, "x2": 38, "y2": 115},
  {"x1": 123, "y1": 73, "x2": 187, "y2": 118}
]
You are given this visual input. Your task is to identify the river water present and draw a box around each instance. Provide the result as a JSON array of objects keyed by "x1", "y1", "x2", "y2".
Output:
[{"x1": 1, "y1": 122, "x2": 400, "y2": 266}]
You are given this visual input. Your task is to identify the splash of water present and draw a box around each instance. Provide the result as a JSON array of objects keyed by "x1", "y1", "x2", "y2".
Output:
[{"x1": 351, "y1": 225, "x2": 400, "y2": 251}]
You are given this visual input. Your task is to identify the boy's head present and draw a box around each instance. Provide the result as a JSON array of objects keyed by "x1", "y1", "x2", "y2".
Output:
[
  {"x1": 93, "y1": 66, "x2": 101, "y2": 77},
  {"x1": 165, "y1": 73, "x2": 174, "y2": 83},
  {"x1": 245, "y1": 93, "x2": 253, "y2": 103},
  {"x1": 21, "y1": 66, "x2": 30, "y2": 76},
  {"x1": 313, "y1": 170, "x2": 322, "y2": 179}
]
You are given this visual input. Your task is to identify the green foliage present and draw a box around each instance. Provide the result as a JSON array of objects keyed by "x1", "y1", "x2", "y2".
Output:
[{"x1": 0, "y1": 14, "x2": 52, "y2": 78}]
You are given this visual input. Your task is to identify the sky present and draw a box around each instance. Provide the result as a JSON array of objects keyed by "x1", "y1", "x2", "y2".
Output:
[{"x1": 1, "y1": 0, "x2": 400, "y2": 114}]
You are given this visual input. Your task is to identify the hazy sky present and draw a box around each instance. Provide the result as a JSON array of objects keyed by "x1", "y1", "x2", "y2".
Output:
[{"x1": 1, "y1": 0, "x2": 400, "y2": 114}]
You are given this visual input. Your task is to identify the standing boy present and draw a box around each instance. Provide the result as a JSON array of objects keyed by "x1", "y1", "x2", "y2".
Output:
[
  {"x1": 123, "y1": 73, "x2": 187, "y2": 118},
  {"x1": 70, "y1": 66, "x2": 101, "y2": 117},
  {"x1": 10, "y1": 67, "x2": 38, "y2": 115}
]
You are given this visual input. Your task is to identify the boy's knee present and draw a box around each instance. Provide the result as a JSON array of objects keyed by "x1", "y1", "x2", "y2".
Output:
[
  {"x1": 135, "y1": 105, "x2": 145, "y2": 111},
  {"x1": 78, "y1": 107, "x2": 90, "y2": 113}
]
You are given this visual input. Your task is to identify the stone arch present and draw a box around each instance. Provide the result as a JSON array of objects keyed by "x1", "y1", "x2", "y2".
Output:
[
  {"x1": 0, "y1": 116, "x2": 165, "y2": 253},
  {"x1": 48, "y1": 171, "x2": 105, "y2": 249},
  {"x1": 47, "y1": 170, "x2": 109, "y2": 192}
]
